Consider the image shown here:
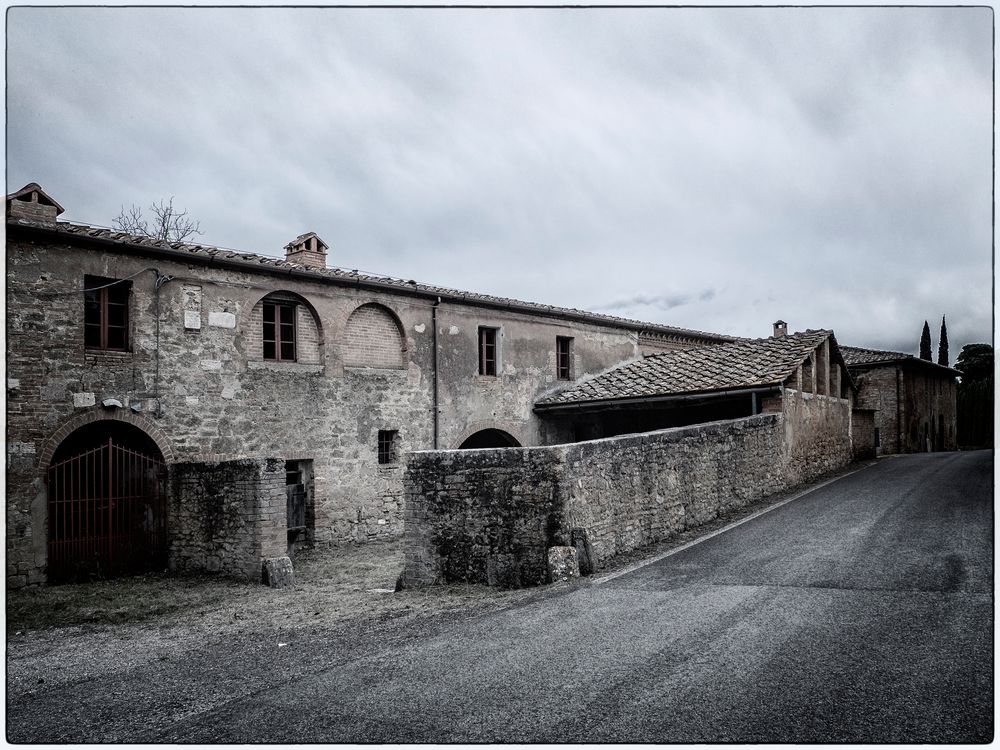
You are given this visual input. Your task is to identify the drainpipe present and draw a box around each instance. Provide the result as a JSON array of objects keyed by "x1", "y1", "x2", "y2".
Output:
[
  {"x1": 152, "y1": 270, "x2": 174, "y2": 416},
  {"x1": 431, "y1": 297, "x2": 441, "y2": 449},
  {"x1": 895, "y1": 365, "x2": 902, "y2": 452}
]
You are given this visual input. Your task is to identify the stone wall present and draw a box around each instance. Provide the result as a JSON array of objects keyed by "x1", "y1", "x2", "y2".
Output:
[
  {"x1": 169, "y1": 457, "x2": 287, "y2": 580},
  {"x1": 404, "y1": 448, "x2": 566, "y2": 587},
  {"x1": 850, "y1": 363, "x2": 957, "y2": 454},
  {"x1": 404, "y1": 389, "x2": 853, "y2": 587},
  {"x1": 560, "y1": 415, "x2": 787, "y2": 566}
]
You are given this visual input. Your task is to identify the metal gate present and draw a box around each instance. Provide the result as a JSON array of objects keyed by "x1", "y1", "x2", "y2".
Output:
[{"x1": 47, "y1": 439, "x2": 167, "y2": 582}]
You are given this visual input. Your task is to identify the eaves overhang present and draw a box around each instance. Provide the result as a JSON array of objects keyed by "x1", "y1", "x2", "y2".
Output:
[
  {"x1": 847, "y1": 357, "x2": 962, "y2": 378},
  {"x1": 533, "y1": 383, "x2": 784, "y2": 414}
]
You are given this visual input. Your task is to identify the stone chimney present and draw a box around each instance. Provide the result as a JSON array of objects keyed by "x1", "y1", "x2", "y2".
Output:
[
  {"x1": 773, "y1": 320, "x2": 788, "y2": 338},
  {"x1": 284, "y1": 232, "x2": 328, "y2": 269},
  {"x1": 6, "y1": 183, "x2": 64, "y2": 224}
]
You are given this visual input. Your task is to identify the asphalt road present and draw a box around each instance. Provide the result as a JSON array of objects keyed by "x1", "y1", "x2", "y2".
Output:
[{"x1": 7, "y1": 451, "x2": 993, "y2": 743}]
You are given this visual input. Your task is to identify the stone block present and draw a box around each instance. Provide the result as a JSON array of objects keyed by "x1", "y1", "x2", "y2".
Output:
[
  {"x1": 72, "y1": 392, "x2": 95, "y2": 408},
  {"x1": 208, "y1": 311, "x2": 236, "y2": 329},
  {"x1": 262, "y1": 556, "x2": 295, "y2": 588},
  {"x1": 547, "y1": 546, "x2": 580, "y2": 583},
  {"x1": 570, "y1": 528, "x2": 595, "y2": 576}
]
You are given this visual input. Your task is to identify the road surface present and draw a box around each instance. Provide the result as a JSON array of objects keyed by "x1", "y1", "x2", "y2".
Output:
[{"x1": 7, "y1": 451, "x2": 993, "y2": 743}]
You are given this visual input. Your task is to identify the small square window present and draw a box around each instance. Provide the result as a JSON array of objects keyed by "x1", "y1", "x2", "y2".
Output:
[
  {"x1": 557, "y1": 336, "x2": 573, "y2": 380},
  {"x1": 479, "y1": 327, "x2": 498, "y2": 376},
  {"x1": 378, "y1": 430, "x2": 398, "y2": 465}
]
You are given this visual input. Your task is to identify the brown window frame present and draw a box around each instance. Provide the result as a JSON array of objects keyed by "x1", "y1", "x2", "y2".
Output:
[
  {"x1": 378, "y1": 430, "x2": 398, "y2": 465},
  {"x1": 84, "y1": 275, "x2": 131, "y2": 352},
  {"x1": 556, "y1": 336, "x2": 573, "y2": 380},
  {"x1": 479, "y1": 326, "x2": 498, "y2": 376},
  {"x1": 263, "y1": 301, "x2": 297, "y2": 362}
]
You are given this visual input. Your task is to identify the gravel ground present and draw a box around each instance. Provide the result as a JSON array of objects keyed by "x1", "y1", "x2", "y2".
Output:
[{"x1": 7, "y1": 460, "x2": 874, "y2": 706}]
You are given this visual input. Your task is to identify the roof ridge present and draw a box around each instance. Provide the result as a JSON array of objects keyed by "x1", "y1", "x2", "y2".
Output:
[{"x1": 11, "y1": 215, "x2": 738, "y2": 343}]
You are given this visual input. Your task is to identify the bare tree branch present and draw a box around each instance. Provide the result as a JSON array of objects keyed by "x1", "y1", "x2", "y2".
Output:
[{"x1": 112, "y1": 197, "x2": 203, "y2": 243}]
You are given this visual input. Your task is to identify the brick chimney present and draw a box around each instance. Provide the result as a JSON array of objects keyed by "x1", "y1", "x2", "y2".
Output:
[
  {"x1": 284, "y1": 232, "x2": 328, "y2": 269},
  {"x1": 773, "y1": 320, "x2": 787, "y2": 338},
  {"x1": 6, "y1": 183, "x2": 64, "y2": 224}
]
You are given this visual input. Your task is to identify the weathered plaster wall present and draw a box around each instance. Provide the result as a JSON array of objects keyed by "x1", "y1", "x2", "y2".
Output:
[
  {"x1": 404, "y1": 391, "x2": 853, "y2": 587},
  {"x1": 169, "y1": 457, "x2": 286, "y2": 579},
  {"x1": 432, "y1": 309, "x2": 640, "y2": 448},
  {"x1": 779, "y1": 390, "x2": 853, "y2": 483}
]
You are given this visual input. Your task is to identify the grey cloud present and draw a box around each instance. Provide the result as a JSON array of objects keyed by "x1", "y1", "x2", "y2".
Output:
[{"x1": 6, "y1": 7, "x2": 991, "y2": 357}]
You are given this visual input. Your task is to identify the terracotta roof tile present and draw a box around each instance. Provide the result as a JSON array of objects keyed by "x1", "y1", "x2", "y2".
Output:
[
  {"x1": 840, "y1": 345, "x2": 962, "y2": 375},
  {"x1": 537, "y1": 330, "x2": 834, "y2": 407}
]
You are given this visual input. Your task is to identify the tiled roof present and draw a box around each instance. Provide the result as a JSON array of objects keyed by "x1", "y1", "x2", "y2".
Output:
[
  {"x1": 8, "y1": 216, "x2": 735, "y2": 345},
  {"x1": 840, "y1": 345, "x2": 913, "y2": 366},
  {"x1": 840, "y1": 345, "x2": 962, "y2": 375},
  {"x1": 536, "y1": 330, "x2": 834, "y2": 407}
]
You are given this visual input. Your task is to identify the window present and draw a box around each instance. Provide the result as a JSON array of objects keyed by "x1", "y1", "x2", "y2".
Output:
[
  {"x1": 557, "y1": 336, "x2": 573, "y2": 380},
  {"x1": 84, "y1": 275, "x2": 130, "y2": 351},
  {"x1": 263, "y1": 301, "x2": 296, "y2": 361},
  {"x1": 479, "y1": 327, "x2": 498, "y2": 376},
  {"x1": 378, "y1": 430, "x2": 398, "y2": 465}
]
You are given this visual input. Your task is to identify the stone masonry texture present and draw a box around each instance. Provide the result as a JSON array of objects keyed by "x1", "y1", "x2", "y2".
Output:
[
  {"x1": 169, "y1": 457, "x2": 286, "y2": 581},
  {"x1": 403, "y1": 390, "x2": 852, "y2": 588}
]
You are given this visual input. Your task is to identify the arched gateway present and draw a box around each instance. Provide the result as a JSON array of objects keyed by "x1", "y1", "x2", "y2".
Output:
[{"x1": 46, "y1": 420, "x2": 168, "y2": 582}]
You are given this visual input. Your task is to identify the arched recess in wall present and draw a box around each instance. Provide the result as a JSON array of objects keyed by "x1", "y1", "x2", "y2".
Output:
[
  {"x1": 42, "y1": 416, "x2": 170, "y2": 583},
  {"x1": 342, "y1": 303, "x2": 407, "y2": 369},
  {"x1": 458, "y1": 429, "x2": 522, "y2": 449},
  {"x1": 247, "y1": 291, "x2": 323, "y2": 365},
  {"x1": 39, "y1": 409, "x2": 175, "y2": 472}
]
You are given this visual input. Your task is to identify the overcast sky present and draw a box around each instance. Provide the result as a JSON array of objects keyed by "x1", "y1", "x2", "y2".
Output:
[{"x1": 7, "y1": 6, "x2": 993, "y2": 358}]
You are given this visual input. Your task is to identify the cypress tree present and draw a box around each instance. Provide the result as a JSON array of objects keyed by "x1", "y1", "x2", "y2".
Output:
[
  {"x1": 937, "y1": 315, "x2": 949, "y2": 367},
  {"x1": 919, "y1": 320, "x2": 932, "y2": 360}
]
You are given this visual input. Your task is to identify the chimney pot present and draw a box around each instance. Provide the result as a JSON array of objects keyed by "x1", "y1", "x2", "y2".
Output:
[
  {"x1": 6, "y1": 183, "x2": 64, "y2": 224},
  {"x1": 284, "y1": 232, "x2": 328, "y2": 269},
  {"x1": 773, "y1": 320, "x2": 787, "y2": 338}
]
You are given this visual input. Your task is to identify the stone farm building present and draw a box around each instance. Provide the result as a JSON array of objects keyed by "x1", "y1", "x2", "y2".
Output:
[
  {"x1": 841, "y1": 346, "x2": 960, "y2": 455},
  {"x1": 5, "y1": 184, "x2": 958, "y2": 589}
]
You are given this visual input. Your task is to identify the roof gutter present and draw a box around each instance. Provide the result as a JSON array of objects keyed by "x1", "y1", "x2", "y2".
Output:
[
  {"x1": 11, "y1": 222, "x2": 735, "y2": 344},
  {"x1": 533, "y1": 384, "x2": 782, "y2": 414}
]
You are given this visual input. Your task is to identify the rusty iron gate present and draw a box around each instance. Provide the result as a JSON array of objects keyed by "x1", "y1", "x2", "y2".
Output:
[{"x1": 47, "y1": 439, "x2": 167, "y2": 582}]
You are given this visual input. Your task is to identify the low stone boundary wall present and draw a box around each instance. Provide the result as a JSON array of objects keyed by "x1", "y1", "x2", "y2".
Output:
[
  {"x1": 169, "y1": 457, "x2": 290, "y2": 582},
  {"x1": 403, "y1": 391, "x2": 852, "y2": 588}
]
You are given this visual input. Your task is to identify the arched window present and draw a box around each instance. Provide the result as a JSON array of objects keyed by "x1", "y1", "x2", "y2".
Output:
[
  {"x1": 249, "y1": 292, "x2": 322, "y2": 364},
  {"x1": 342, "y1": 303, "x2": 406, "y2": 369}
]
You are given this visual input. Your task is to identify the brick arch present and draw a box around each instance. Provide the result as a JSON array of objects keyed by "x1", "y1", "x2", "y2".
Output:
[
  {"x1": 452, "y1": 421, "x2": 526, "y2": 450},
  {"x1": 38, "y1": 410, "x2": 176, "y2": 473},
  {"x1": 342, "y1": 302, "x2": 407, "y2": 369},
  {"x1": 243, "y1": 290, "x2": 324, "y2": 365}
]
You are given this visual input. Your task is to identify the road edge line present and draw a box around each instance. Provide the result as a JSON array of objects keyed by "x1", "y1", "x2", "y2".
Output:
[{"x1": 589, "y1": 463, "x2": 874, "y2": 585}]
